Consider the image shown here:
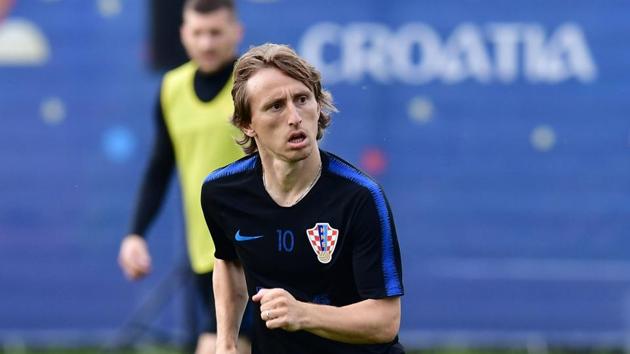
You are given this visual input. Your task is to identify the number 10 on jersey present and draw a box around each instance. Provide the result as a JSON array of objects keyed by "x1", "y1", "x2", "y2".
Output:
[{"x1": 276, "y1": 229, "x2": 294, "y2": 252}]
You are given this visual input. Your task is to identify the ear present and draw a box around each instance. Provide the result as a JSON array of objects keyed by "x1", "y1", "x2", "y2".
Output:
[
  {"x1": 180, "y1": 24, "x2": 186, "y2": 46},
  {"x1": 242, "y1": 124, "x2": 256, "y2": 138},
  {"x1": 180, "y1": 9, "x2": 190, "y2": 44},
  {"x1": 234, "y1": 21, "x2": 244, "y2": 43}
]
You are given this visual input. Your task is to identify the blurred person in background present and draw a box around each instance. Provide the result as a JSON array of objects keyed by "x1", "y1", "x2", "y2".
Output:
[
  {"x1": 117, "y1": 0, "x2": 250, "y2": 353},
  {"x1": 202, "y1": 43, "x2": 405, "y2": 354}
]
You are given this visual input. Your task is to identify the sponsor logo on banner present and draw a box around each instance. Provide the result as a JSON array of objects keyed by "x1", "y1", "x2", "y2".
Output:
[
  {"x1": 0, "y1": 1, "x2": 50, "y2": 66},
  {"x1": 300, "y1": 22, "x2": 597, "y2": 85},
  {"x1": 306, "y1": 223, "x2": 339, "y2": 264}
]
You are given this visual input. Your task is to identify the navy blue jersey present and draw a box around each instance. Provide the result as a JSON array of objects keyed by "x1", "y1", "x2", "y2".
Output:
[{"x1": 201, "y1": 150, "x2": 404, "y2": 354}]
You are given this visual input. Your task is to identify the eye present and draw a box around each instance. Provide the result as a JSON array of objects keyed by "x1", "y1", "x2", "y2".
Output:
[
  {"x1": 270, "y1": 102, "x2": 283, "y2": 111},
  {"x1": 297, "y1": 95, "x2": 308, "y2": 104}
]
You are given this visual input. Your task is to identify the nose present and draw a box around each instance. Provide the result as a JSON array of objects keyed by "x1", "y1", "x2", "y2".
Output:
[
  {"x1": 287, "y1": 102, "x2": 302, "y2": 127},
  {"x1": 199, "y1": 33, "x2": 215, "y2": 51}
]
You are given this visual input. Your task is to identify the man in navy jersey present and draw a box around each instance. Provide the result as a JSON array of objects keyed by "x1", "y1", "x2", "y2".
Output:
[{"x1": 201, "y1": 43, "x2": 405, "y2": 354}]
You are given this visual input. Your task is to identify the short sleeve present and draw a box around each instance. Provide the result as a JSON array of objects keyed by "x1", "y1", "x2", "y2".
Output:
[
  {"x1": 201, "y1": 181, "x2": 238, "y2": 260},
  {"x1": 350, "y1": 188, "x2": 404, "y2": 299}
]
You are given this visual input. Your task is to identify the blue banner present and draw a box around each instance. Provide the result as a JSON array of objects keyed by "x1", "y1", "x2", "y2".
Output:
[{"x1": 1, "y1": 0, "x2": 629, "y2": 348}]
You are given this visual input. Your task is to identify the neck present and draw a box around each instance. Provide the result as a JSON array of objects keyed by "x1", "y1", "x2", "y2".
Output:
[
  {"x1": 261, "y1": 151, "x2": 322, "y2": 207},
  {"x1": 196, "y1": 59, "x2": 236, "y2": 78}
]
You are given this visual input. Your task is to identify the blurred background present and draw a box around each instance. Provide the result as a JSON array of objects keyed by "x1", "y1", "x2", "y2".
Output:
[{"x1": 1, "y1": 0, "x2": 630, "y2": 353}]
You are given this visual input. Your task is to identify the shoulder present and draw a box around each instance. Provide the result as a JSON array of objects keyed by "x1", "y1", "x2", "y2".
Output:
[
  {"x1": 201, "y1": 154, "x2": 258, "y2": 210},
  {"x1": 163, "y1": 61, "x2": 196, "y2": 81},
  {"x1": 322, "y1": 151, "x2": 393, "y2": 219},
  {"x1": 203, "y1": 154, "x2": 258, "y2": 187},
  {"x1": 161, "y1": 61, "x2": 196, "y2": 107},
  {"x1": 161, "y1": 61, "x2": 196, "y2": 96},
  {"x1": 324, "y1": 151, "x2": 383, "y2": 196}
]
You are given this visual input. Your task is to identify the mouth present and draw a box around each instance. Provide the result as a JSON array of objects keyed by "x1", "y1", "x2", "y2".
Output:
[
  {"x1": 288, "y1": 132, "x2": 307, "y2": 145},
  {"x1": 200, "y1": 51, "x2": 217, "y2": 60}
]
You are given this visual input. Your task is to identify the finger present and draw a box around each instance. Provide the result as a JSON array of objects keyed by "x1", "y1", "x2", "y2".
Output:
[
  {"x1": 134, "y1": 255, "x2": 150, "y2": 268},
  {"x1": 120, "y1": 257, "x2": 149, "y2": 280},
  {"x1": 252, "y1": 288, "x2": 268, "y2": 302},
  {"x1": 128, "y1": 268, "x2": 149, "y2": 280},
  {"x1": 261, "y1": 304, "x2": 288, "y2": 319},
  {"x1": 128, "y1": 251, "x2": 151, "y2": 272},
  {"x1": 264, "y1": 315, "x2": 285, "y2": 330},
  {"x1": 120, "y1": 253, "x2": 141, "y2": 272},
  {"x1": 130, "y1": 262, "x2": 150, "y2": 278},
  {"x1": 260, "y1": 297, "x2": 286, "y2": 313},
  {"x1": 121, "y1": 263, "x2": 141, "y2": 280},
  {"x1": 257, "y1": 288, "x2": 288, "y2": 304},
  {"x1": 261, "y1": 309, "x2": 279, "y2": 324},
  {"x1": 126, "y1": 245, "x2": 150, "y2": 267},
  {"x1": 133, "y1": 249, "x2": 151, "y2": 268},
  {"x1": 135, "y1": 256, "x2": 151, "y2": 273},
  {"x1": 126, "y1": 269, "x2": 141, "y2": 280},
  {"x1": 121, "y1": 264, "x2": 139, "y2": 280},
  {"x1": 260, "y1": 309, "x2": 271, "y2": 321},
  {"x1": 118, "y1": 254, "x2": 134, "y2": 274}
]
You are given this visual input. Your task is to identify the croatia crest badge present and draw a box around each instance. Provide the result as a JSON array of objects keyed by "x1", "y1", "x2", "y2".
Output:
[{"x1": 306, "y1": 223, "x2": 339, "y2": 264}]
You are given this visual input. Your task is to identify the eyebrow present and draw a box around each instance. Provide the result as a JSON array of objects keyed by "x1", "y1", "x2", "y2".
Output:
[
  {"x1": 293, "y1": 89, "x2": 312, "y2": 98},
  {"x1": 260, "y1": 90, "x2": 312, "y2": 109},
  {"x1": 261, "y1": 96, "x2": 284, "y2": 110}
]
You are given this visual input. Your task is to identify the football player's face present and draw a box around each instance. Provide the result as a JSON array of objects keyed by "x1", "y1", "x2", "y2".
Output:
[
  {"x1": 180, "y1": 8, "x2": 242, "y2": 73},
  {"x1": 243, "y1": 67, "x2": 320, "y2": 163}
]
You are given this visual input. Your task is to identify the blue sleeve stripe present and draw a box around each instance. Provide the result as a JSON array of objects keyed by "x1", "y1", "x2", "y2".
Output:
[
  {"x1": 328, "y1": 157, "x2": 403, "y2": 296},
  {"x1": 204, "y1": 155, "x2": 257, "y2": 183}
]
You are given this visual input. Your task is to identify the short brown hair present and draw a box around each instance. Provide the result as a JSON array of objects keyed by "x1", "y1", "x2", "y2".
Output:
[
  {"x1": 183, "y1": 0, "x2": 235, "y2": 15},
  {"x1": 231, "y1": 43, "x2": 337, "y2": 155}
]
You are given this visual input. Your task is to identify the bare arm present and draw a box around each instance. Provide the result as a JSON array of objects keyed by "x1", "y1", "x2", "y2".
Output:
[
  {"x1": 214, "y1": 258, "x2": 249, "y2": 354},
  {"x1": 253, "y1": 288, "x2": 401, "y2": 344},
  {"x1": 302, "y1": 296, "x2": 400, "y2": 343}
]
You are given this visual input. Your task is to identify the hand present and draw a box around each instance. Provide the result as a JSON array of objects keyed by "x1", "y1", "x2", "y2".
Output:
[
  {"x1": 215, "y1": 334, "x2": 246, "y2": 354},
  {"x1": 252, "y1": 288, "x2": 306, "y2": 332},
  {"x1": 214, "y1": 344, "x2": 239, "y2": 354},
  {"x1": 214, "y1": 345, "x2": 239, "y2": 354},
  {"x1": 118, "y1": 234, "x2": 152, "y2": 280}
]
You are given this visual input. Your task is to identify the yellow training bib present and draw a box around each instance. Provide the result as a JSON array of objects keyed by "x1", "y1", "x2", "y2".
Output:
[{"x1": 161, "y1": 61, "x2": 244, "y2": 273}]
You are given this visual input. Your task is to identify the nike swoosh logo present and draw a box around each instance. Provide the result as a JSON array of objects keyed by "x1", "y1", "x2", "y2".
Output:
[{"x1": 235, "y1": 230, "x2": 264, "y2": 242}]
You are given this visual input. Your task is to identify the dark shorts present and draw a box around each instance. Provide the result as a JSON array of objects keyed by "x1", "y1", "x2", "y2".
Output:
[{"x1": 195, "y1": 272, "x2": 253, "y2": 338}]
